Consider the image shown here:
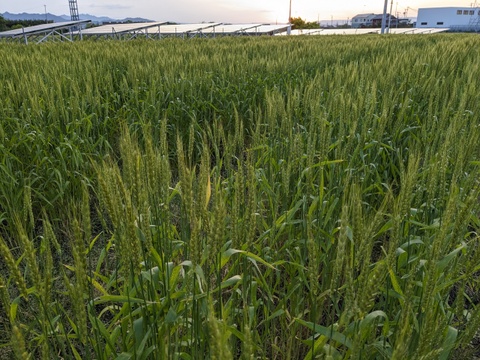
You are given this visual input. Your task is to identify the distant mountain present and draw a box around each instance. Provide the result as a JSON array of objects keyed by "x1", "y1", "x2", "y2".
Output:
[
  {"x1": 60, "y1": 14, "x2": 153, "y2": 24},
  {"x1": 118, "y1": 17, "x2": 155, "y2": 23},
  {"x1": 2, "y1": 12, "x2": 153, "y2": 24},
  {"x1": 2, "y1": 12, "x2": 67, "y2": 23}
]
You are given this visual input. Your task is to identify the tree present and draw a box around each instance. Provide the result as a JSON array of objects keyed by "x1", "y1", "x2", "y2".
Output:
[
  {"x1": 289, "y1": 16, "x2": 320, "y2": 30},
  {"x1": 0, "y1": 14, "x2": 6, "y2": 32},
  {"x1": 289, "y1": 16, "x2": 306, "y2": 29}
]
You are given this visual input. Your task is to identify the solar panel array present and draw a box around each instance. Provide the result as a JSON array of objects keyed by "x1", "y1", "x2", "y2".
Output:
[
  {"x1": 281, "y1": 27, "x2": 449, "y2": 36},
  {"x1": 0, "y1": 19, "x2": 451, "y2": 43},
  {"x1": 80, "y1": 22, "x2": 290, "y2": 38}
]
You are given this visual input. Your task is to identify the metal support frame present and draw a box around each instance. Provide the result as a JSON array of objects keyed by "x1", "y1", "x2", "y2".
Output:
[
  {"x1": 22, "y1": 27, "x2": 28, "y2": 45},
  {"x1": 36, "y1": 29, "x2": 74, "y2": 44},
  {"x1": 234, "y1": 24, "x2": 262, "y2": 37},
  {"x1": 185, "y1": 23, "x2": 218, "y2": 39},
  {"x1": 123, "y1": 28, "x2": 154, "y2": 41}
]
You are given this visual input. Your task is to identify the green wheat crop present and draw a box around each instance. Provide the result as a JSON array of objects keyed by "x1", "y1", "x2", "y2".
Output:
[{"x1": 0, "y1": 34, "x2": 479, "y2": 359}]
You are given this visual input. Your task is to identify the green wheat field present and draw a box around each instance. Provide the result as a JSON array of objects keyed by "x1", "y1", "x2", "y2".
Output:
[{"x1": 0, "y1": 34, "x2": 480, "y2": 359}]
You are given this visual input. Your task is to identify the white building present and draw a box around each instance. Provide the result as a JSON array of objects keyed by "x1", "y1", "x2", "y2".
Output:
[
  {"x1": 416, "y1": 7, "x2": 480, "y2": 30},
  {"x1": 351, "y1": 13, "x2": 375, "y2": 28}
]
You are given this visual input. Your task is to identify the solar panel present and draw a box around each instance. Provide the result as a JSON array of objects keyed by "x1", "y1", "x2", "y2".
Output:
[
  {"x1": 314, "y1": 28, "x2": 379, "y2": 35},
  {"x1": 154, "y1": 23, "x2": 221, "y2": 35},
  {"x1": 81, "y1": 22, "x2": 168, "y2": 35},
  {"x1": 244, "y1": 24, "x2": 290, "y2": 34},
  {"x1": 201, "y1": 24, "x2": 263, "y2": 34},
  {"x1": 283, "y1": 29, "x2": 323, "y2": 35},
  {"x1": 350, "y1": 28, "x2": 381, "y2": 34},
  {"x1": 414, "y1": 28, "x2": 449, "y2": 34},
  {"x1": 0, "y1": 20, "x2": 90, "y2": 37},
  {"x1": 388, "y1": 28, "x2": 417, "y2": 34}
]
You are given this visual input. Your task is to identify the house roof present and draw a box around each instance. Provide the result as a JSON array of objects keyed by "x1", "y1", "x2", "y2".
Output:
[{"x1": 352, "y1": 13, "x2": 375, "y2": 18}]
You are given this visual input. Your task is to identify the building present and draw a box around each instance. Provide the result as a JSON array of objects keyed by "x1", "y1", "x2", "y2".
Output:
[
  {"x1": 370, "y1": 14, "x2": 398, "y2": 28},
  {"x1": 416, "y1": 7, "x2": 480, "y2": 30},
  {"x1": 351, "y1": 13, "x2": 398, "y2": 28},
  {"x1": 351, "y1": 13, "x2": 375, "y2": 28}
]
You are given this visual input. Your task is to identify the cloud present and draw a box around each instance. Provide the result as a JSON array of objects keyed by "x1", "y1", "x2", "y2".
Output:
[{"x1": 87, "y1": 4, "x2": 133, "y2": 11}]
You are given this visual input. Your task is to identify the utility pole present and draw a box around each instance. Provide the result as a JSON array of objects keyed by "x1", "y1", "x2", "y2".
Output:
[
  {"x1": 395, "y1": 2, "x2": 398, "y2": 27},
  {"x1": 289, "y1": 0, "x2": 292, "y2": 22},
  {"x1": 44, "y1": 5, "x2": 47, "y2": 22},
  {"x1": 287, "y1": 0, "x2": 292, "y2": 35},
  {"x1": 381, "y1": 0, "x2": 388, "y2": 34},
  {"x1": 388, "y1": 0, "x2": 393, "y2": 29}
]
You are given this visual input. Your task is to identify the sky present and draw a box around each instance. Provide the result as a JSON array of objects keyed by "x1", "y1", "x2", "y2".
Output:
[{"x1": 0, "y1": 1, "x2": 475, "y2": 23}]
